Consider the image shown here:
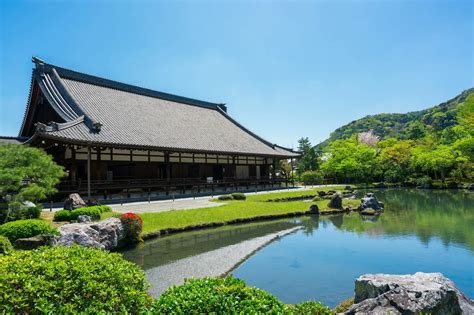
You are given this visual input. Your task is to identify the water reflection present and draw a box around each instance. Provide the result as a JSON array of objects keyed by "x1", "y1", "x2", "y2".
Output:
[
  {"x1": 122, "y1": 189, "x2": 474, "y2": 306},
  {"x1": 122, "y1": 218, "x2": 302, "y2": 269}
]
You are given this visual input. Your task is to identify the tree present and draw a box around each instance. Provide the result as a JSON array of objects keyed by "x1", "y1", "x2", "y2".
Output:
[
  {"x1": 320, "y1": 137, "x2": 377, "y2": 183},
  {"x1": 296, "y1": 137, "x2": 318, "y2": 174},
  {"x1": 278, "y1": 159, "x2": 293, "y2": 181},
  {"x1": 377, "y1": 140, "x2": 414, "y2": 182},
  {"x1": 457, "y1": 94, "x2": 474, "y2": 135},
  {"x1": 404, "y1": 121, "x2": 426, "y2": 140},
  {"x1": 411, "y1": 145, "x2": 455, "y2": 181},
  {"x1": 0, "y1": 145, "x2": 65, "y2": 205}
]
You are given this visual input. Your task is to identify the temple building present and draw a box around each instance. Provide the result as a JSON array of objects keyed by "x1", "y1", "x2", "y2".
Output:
[{"x1": 2, "y1": 57, "x2": 298, "y2": 200}]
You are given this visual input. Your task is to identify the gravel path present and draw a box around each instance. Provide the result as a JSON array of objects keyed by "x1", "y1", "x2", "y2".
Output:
[
  {"x1": 109, "y1": 198, "x2": 226, "y2": 213},
  {"x1": 145, "y1": 226, "x2": 302, "y2": 297}
]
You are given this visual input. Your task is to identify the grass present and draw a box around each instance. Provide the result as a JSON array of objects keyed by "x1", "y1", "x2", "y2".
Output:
[{"x1": 101, "y1": 186, "x2": 360, "y2": 236}]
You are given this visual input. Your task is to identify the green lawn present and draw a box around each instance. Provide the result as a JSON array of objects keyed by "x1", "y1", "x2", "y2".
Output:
[{"x1": 102, "y1": 186, "x2": 360, "y2": 237}]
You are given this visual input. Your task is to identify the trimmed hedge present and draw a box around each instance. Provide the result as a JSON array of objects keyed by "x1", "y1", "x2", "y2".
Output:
[
  {"x1": 0, "y1": 219, "x2": 58, "y2": 243},
  {"x1": 0, "y1": 235, "x2": 13, "y2": 254},
  {"x1": 153, "y1": 277, "x2": 333, "y2": 314},
  {"x1": 0, "y1": 246, "x2": 152, "y2": 314},
  {"x1": 217, "y1": 194, "x2": 233, "y2": 201},
  {"x1": 231, "y1": 192, "x2": 246, "y2": 200},
  {"x1": 53, "y1": 205, "x2": 112, "y2": 222},
  {"x1": 153, "y1": 277, "x2": 286, "y2": 314}
]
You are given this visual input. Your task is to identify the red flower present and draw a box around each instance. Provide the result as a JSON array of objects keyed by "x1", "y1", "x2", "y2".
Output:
[{"x1": 120, "y1": 212, "x2": 143, "y2": 224}]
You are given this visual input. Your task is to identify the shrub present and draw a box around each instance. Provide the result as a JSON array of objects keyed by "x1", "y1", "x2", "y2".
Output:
[
  {"x1": 287, "y1": 301, "x2": 333, "y2": 314},
  {"x1": 53, "y1": 205, "x2": 112, "y2": 222},
  {"x1": 334, "y1": 298, "x2": 354, "y2": 313},
  {"x1": 414, "y1": 176, "x2": 433, "y2": 188},
  {"x1": 70, "y1": 207, "x2": 102, "y2": 220},
  {"x1": 0, "y1": 219, "x2": 58, "y2": 243},
  {"x1": 120, "y1": 212, "x2": 143, "y2": 242},
  {"x1": 0, "y1": 246, "x2": 152, "y2": 313},
  {"x1": 0, "y1": 202, "x2": 42, "y2": 223},
  {"x1": 53, "y1": 209, "x2": 72, "y2": 221},
  {"x1": 301, "y1": 171, "x2": 324, "y2": 185},
  {"x1": 0, "y1": 235, "x2": 13, "y2": 254},
  {"x1": 231, "y1": 192, "x2": 246, "y2": 200},
  {"x1": 218, "y1": 194, "x2": 233, "y2": 201},
  {"x1": 153, "y1": 277, "x2": 286, "y2": 314}
]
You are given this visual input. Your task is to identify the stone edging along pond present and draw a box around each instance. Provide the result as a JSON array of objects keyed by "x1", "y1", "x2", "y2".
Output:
[{"x1": 141, "y1": 207, "x2": 353, "y2": 241}]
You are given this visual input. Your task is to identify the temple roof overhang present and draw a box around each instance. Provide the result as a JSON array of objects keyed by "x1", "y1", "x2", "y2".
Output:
[{"x1": 19, "y1": 57, "x2": 299, "y2": 158}]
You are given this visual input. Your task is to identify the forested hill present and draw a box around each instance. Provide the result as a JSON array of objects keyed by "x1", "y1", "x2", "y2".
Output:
[{"x1": 316, "y1": 87, "x2": 474, "y2": 148}]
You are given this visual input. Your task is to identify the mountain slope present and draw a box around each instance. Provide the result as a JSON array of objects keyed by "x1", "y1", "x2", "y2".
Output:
[{"x1": 316, "y1": 87, "x2": 474, "y2": 148}]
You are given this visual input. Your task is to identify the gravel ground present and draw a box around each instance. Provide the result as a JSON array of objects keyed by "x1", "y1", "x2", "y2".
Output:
[{"x1": 145, "y1": 226, "x2": 302, "y2": 297}]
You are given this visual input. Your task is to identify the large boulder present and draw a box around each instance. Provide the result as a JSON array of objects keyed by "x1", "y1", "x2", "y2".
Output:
[
  {"x1": 309, "y1": 204, "x2": 319, "y2": 214},
  {"x1": 346, "y1": 272, "x2": 474, "y2": 315},
  {"x1": 63, "y1": 193, "x2": 87, "y2": 210},
  {"x1": 358, "y1": 193, "x2": 383, "y2": 212},
  {"x1": 328, "y1": 193, "x2": 343, "y2": 209},
  {"x1": 57, "y1": 217, "x2": 125, "y2": 250}
]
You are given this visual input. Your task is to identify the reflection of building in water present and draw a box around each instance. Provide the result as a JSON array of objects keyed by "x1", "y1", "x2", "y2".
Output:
[{"x1": 122, "y1": 219, "x2": 303, "y2": 269}]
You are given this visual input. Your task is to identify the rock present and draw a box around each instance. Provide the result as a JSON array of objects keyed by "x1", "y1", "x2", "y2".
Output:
[
  {"x1": 309, "y1": 204, "x2": 319, "y2": 214},
  {"x1": 467, "y1": 184, "x2": 474, "y2": 191},
  {"x1": 346, "y1": 272, "x2": 474, "y2": 315},
  {"x1": 358, "y1": 193, "x2": 383, "y2": 212},
  {"x1": 317, "y1": 191, "x2": 327, "y2": 197},
  {"x1": 14, "y1": 234, "x2": 56, "y2": 250},
  {"x1": 77, "y1": 215, "x2": 92, "y2": 223},
  {"x1": 327, "y1": 190, "x2": 336, "y2": 194},
  {"x1": 328, "y1": 193, "x2": 343, "y2": 209},
  {"x1": 57, "y1": 217, "x2": 125, "y2": 250},
  {"x1": 344, "y1": 185, "x2": 353, "y2": 191},
  {"x1": 63, "y1": 193, "x2": 87, "y2": 210}
]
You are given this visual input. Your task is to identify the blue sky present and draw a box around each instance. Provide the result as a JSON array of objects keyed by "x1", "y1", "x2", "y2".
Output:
[{"x1": 1, "y1": 0, "x2": 472, "y2": 148}]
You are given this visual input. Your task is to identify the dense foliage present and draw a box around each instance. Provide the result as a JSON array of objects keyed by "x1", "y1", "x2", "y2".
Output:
[
  {"x1": 317, "y1": 88, "x2": 473, "y2": 148},
  {"x1": 154, "y1": 277, "x2": 285, "y2": 313},
  {"x1": 120, "y1": 212, "x2": 143, "y2": 242},
  {"x1": 0, "y1": 219, "x2": 58, "y2": 243},
  {"x1": 311, "y1": 90, "x2": 474, "y2": 184},
  {"x1": 153, "y1": 277, "x2": 332, "y2": 314},
  {"x1": 0, "y1": 246, "x2": 152, "y2": 314},
  {"x1": 0, "y1": 144, "x2": 65, "y2": 205},
  {"x1": 0, "y1": 235, "x2": 13, "y2": 254},
  {"x1": 53, "y1": 205, "x2": 112, "y2": 221},
  {"x1": 300, "y1": 171, "x2": 324, "y2": 185},
  {"x1": 1, "y1": 203, "x2": 41, "y2": 223}
]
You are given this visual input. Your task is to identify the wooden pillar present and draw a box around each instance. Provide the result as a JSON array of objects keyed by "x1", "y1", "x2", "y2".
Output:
[
  {"x1": 87, "y1": 146, "x2": 91, "y2": 199},
  {"x1": 165, "y1": 152, "x2": 171, "y2": 180}
]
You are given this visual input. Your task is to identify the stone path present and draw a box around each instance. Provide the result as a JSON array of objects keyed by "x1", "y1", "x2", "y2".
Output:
[{"x1": 145, "y1": 226, "x2": 302, "y2": 297}]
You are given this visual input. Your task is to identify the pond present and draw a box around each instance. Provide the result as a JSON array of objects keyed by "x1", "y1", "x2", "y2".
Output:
[{"x1": 122, "y1": 189, "x2": 474, "y2": 308}]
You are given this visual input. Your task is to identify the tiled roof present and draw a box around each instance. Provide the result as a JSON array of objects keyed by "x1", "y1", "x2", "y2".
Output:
[
  {"x1": 0, "y1": 136, "x2": 28, "y2": 145},
  {"x1": 25, "y1": 58, "x2": 299, "y2": 157}
]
